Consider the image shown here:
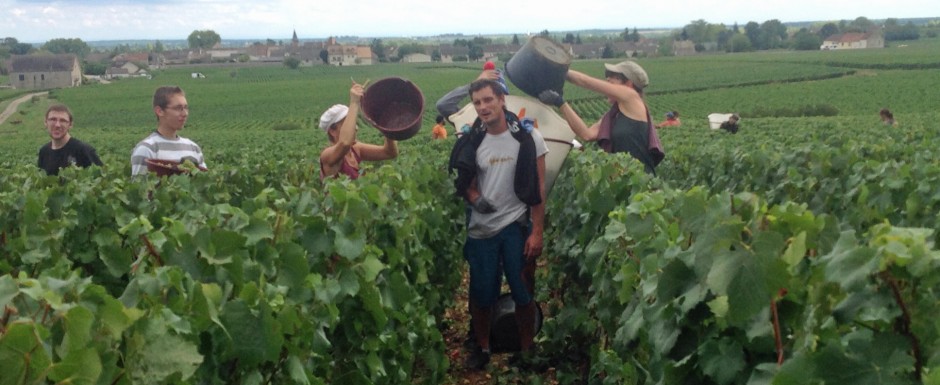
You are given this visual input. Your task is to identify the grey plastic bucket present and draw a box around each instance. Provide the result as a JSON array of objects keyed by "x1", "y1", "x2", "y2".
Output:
[
  {"x1": 505, "y1": 36, "x2": 572, "y2": 99},
  {"x1": 361, "y1": 77, "x2": 424, "y2": 141},
  {"x1": 489, "y1": 293, "x2": 544, "y2": 353}
]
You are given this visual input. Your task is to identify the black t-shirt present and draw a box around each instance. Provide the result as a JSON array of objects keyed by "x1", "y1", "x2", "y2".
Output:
[
  {"x1": 609, "y1": 111, "x2": 657, "y2": 174},
  {"x1": 720, "y1": 121, "x2": 739, "y2": 134},
  {"x1": 37, "y1": 138, "x2": 103, "y2": 176}
]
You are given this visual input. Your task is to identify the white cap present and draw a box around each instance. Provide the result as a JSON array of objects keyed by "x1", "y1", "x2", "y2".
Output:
[{"x1": 319, "y1": 104, "x2": 349, "y2": 131}]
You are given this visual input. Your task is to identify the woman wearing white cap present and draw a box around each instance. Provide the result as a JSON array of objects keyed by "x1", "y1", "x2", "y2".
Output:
[
  {"x1": 537, "y1": 60, "x2": 664, "y2": 175},
  {"x1": 318, "y1": 81, "x2": 398, "y2": 180}
]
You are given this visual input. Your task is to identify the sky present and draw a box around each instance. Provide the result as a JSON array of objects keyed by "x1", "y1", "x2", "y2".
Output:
[{"x1": 2, "y1": 0, "x2": 937, "y2": 43}]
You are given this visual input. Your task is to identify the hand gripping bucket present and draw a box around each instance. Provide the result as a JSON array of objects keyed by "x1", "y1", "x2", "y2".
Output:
[
  {"x1": 505, "y1": 36, "x2": 573, "y2": 99},
  {"x1": 361, "y1": 77, "x2": 425, "y2": 141}
]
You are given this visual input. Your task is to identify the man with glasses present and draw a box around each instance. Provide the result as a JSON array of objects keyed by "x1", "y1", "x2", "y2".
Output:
[
  {"x1": 37, "y1": 104, "x2": 103, "y2": 176},
  {"x1": 131, "y1": 86, "x2": 207, "y2": 176}
]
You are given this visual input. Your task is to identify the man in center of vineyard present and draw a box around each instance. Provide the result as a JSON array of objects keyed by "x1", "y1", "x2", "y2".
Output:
[{"x1": 449, "y1": 79, "x2": 548, "y2": 370}]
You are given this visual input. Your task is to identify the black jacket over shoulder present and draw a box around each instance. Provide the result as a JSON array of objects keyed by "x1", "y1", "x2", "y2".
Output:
[{"x1": 448, "y1": 109, "x2": 541, "y2": 207}]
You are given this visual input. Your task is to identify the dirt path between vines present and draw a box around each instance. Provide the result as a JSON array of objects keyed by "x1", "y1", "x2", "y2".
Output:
[
  {"x1": 0, "y1": 92, "x2": 48, "y2": 125},
  {"x1": 442, "y1": 268, "x2": 559, "y2": 384}
]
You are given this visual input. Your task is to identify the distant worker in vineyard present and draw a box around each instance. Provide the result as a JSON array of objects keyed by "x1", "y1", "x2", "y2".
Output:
[
  {"x1": 720, "y1": 114, "x2": 740, "y2": 134},
  {"x1": 449, "y1": 79, "x2": 548, "y2": 370},
  {"x1": 537, "y1": 60, "x2": 664, "y2": 175},
  {"x1": 655, "y1": 110, "x2": 681, "y2": 129},
  {"x1": 880, "y1": 108, "x2": 897, "y2": 126},
  {"x1": 37, "y1": 104, "x2": 103, "y2": 176},
  {"x1": 130, "y1": 86, "x2": 207, "y2": 176},
  {"x1": 319, "y1": 81, "x2": 399, "y2": 180},
  {"x1": 431, "y1": 114, "x2": 448, "y2": 139}
]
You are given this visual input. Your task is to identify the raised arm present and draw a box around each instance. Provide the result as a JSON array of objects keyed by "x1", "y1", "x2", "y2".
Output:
[
  {"x1": 566, "y1": 69, "x2": 633, "y2": 102},
  {"x1": 356, "y1": 136, "x2": 398, "y2": 161},
  {"x1": 319, "y1": 83, "x2": 364, "y2": 174}
]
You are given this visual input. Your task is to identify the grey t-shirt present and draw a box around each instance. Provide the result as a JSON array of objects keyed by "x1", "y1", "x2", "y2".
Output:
[{"x1": 468, "y1": 128, "x2": 549, "y2": 239}]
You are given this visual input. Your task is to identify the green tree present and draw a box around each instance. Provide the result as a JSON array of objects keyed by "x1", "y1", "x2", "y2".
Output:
[
  {"x1": 12, "y1": 43, "x2": 33, "y2": 55},
  {"x1": 154, "y1": 40, "x2": 165, "y2": 53},
  {"x1": 431, "y1": 49, "x2": 441, "y2": 61},
  {"x1": 601, "y1": 42, "x2": 614, "y2": 58},
  {"x1": 42, "y1": 38, "x2": 90, "y2": 57},
  {"x1": 319, "y1": 49, "x2": 329, "y2": 64},
  {"x1": 791, "y1": 28, "x2": 822, "y2": 50},
  {"x1": 371, "y1": 39, "x2": 386, "y2": 62},
  {"x1": 846, "y1": 16, "x2": 876, "y2": 32},
  {"x1": 818, "y1": 23, "x2": 840, "y2": 39},
  {"x1": 744, "y1": 22, "x2": 761, "y2": 48},
  {"x1": 82, "y1": 61, "x2": 107, "y2": 76},
  {"x1": 563, "y1": 33, "x2": 576, "y2": 44},
  {"x1": 468, "y1": 45, "x2": 484, "y2": 61},
  {"x1": 396, "y1": 43, "x2": 425, "y2": 58},
  {"x1": 759, "y1": 19, "x2": 788, "y2": 49},
  {"x1": 717, "y1": 30, "x2": 735, "y2": 50},
  {"x1": 630, "y1": 28, "x2": 640, "y2": 42},
  {"x1": 729, "y1": 34, "x2": 752, "y2": 52},
  {"x1": 187, "y1": 30, "x2": 221, "y2": 50},
  {"x1": 283, "y1": 56, "x2": 301, "y2": 69},
  {"x1": 884, "y1": 20, "x2": 920, "y2": 41},
  {"x1": 512, "y1": 34, "x2": 520, "y2": 45}
]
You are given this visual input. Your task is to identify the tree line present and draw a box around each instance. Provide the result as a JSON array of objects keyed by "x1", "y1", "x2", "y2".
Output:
[{"x1": 668, "y1": 16, "x2": 930, "y2": 53}]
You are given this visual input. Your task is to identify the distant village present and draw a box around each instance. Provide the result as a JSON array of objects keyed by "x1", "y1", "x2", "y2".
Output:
[{"x1": 3, "y1": 16, "x2": 928, "y2": 91}]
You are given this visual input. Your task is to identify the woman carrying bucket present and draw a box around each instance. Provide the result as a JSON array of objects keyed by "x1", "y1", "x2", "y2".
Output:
[
  {"x1": 319, "y1": 81, "x2": 399, "y2": 180},
  {"x1": 537, "y1": 60, "x2": 664, "y2": 175}
]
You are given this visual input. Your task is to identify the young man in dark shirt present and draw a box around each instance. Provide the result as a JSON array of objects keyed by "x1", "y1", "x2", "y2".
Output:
[{"x1": 37, "y1": 104, "x2": 102, "y2": 176}]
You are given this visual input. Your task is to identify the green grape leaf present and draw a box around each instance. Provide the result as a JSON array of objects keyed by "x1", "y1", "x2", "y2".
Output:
[
  {"x1": 332, "y1": 223, "x2": 366, "y2": 260},
  {"x1": 782, "y1": 231, "x2": 807, "y2": 270},
  {"x1": 125, "y1": 318, "x2": 202, "y2": 385},
  {"x1": 192, "y1": 282, "x2": 227, "y2": 334},
  {"x1": 358, "y1": 278, "x2": 388, "y2": 329},
  {"x1": 48, "y1": 347, "x2": 102, "y2": 385},
  {"x1": 358, "y1": 254, "x2": 385, "y2": 283},
  {"x1": 0, "y1": 275, "x2": 16, "y2": 310},
  {"x1": 277, "y1": 242, "x2": 310, "y2": 289},
  {"x1": 59, "y1": 306, "x2": 94, "y2": 356},
  {"x1": 699, "y1": 338, "x2": 745, "y2": 385},
  {"x1": 221, "y1": 299, "x2": 283, "y2": 368},
  {"x1": 727, "y1": 232, "x2": 789, "y2": 325},
  {"x1": 815, "y1": 331, "x2": 915, "y2": 385},
  {"x1": 287, "y1": 355, "x2": 311, "y2": 385},
  {"x1": 93, "y1": 229, "x2": 133, "y2": 277},
  {"x1": 819, "y1": 231, "x2": 878, "y2": 291},
  {"x1": 244, "y1": 216, "x2": 275, "y2": 246},
  {"x1": 0, "y1": 323, "x2": 53, "y2": 385}
]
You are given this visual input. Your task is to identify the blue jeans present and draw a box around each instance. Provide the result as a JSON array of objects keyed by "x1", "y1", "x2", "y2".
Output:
[{"x1": 464, "y1": 222, "x2": 532, "y2": 308}]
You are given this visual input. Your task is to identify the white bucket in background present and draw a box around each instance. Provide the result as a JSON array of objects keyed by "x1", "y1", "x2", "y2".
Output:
[
  {"x1": 708, "y1": 113, "x2": 735, "y2": 129},
  {"x1": 449, "y1": 95, "x2": 575, "y2": 198}
]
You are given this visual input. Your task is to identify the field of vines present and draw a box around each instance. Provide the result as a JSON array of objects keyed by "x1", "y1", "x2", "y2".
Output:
[{"x1": 2, "y1": 37, "x2": 940, "y2": 384}]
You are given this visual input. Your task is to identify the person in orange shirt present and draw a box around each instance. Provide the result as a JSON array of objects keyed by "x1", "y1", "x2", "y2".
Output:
[
  {"x1": 655, "y1": 110, "x2": 681, "y2": 128},
  {"x1": 431, "y1": 114, "x2": 448, "y2": 139}
]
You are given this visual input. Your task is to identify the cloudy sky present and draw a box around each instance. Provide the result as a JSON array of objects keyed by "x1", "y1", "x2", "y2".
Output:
[{"x1": 2, "y1": 0, "x2": 936, "y2": 43}]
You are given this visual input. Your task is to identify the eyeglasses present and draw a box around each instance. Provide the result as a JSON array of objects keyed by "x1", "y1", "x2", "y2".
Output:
[
  {"x1": 46, "y1": 118, "x2": 71, "y2": 124},
  {"x1": 165, "y1": 105, "x2": 189, "y2": 113}
]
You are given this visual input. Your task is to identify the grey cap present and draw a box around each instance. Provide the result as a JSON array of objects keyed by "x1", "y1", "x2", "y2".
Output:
[{"x1": 604, "y1": 60, "x2": 649, "y2": 89}]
